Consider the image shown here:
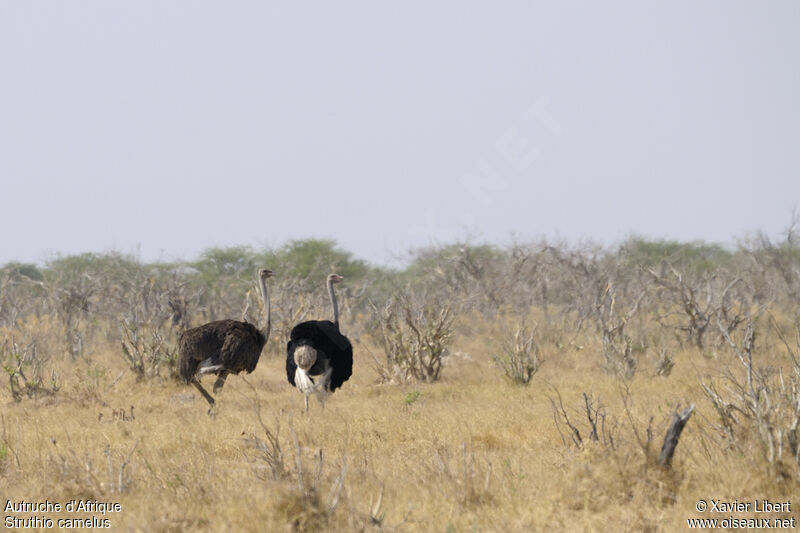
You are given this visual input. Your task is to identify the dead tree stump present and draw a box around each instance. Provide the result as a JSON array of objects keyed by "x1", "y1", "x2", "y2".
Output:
[{"x1": 658, "y1": 404, "x2": 695, "y2": 467}]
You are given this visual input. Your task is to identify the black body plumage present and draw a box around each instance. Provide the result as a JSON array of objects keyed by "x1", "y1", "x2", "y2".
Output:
[{"x1": 286, "y1": 320, "x2": 353, "y2": 392}]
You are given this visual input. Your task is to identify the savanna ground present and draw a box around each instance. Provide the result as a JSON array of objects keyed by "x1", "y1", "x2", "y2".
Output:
[{"x1": 1, "y1": 236, "x2": 799, "y2": 531}]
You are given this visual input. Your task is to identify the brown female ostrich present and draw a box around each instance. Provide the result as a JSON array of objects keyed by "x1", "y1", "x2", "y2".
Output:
[
  {"x1": 178, "y1": 268, "x2": 273, "y2": 408},
  {"x1": 286, "y1": 274, "x2": 353, "y2": 412}
]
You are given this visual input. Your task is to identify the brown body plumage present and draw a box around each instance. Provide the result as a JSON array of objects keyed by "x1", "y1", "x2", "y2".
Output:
[
  {"x1": 178, "y1": 319, "x2": 265, "y2": 380},
  {"x1": 177, "y1": 268, "x2": 272, "y2": 409}
]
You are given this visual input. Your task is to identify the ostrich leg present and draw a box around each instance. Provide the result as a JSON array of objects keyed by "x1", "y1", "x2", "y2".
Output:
[
  {"x1": 213, "y1": 371, "x2": 229, "y2": 394},
  {"x1": 191, "y1": 378, "x2": 215, "y2": 407}
]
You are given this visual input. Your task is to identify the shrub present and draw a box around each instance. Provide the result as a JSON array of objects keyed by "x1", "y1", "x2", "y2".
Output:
[
  {"x1": 373, "y1": 289, "x2": 453, "y2": 383},
  {"x1": 492, "y1": 319, "x2": 541, "y2": 385}
]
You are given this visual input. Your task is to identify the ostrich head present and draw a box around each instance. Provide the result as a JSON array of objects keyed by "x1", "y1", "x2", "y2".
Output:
[
  {"x1": 328, "y1": 273, "x2": 343, "y2": 284},
  {"x1": 259, "y1": 268, "x2": 274, "y2": 279},
  {"x1": 294, "y1": 345, "x2": 317, "y2": 371}
]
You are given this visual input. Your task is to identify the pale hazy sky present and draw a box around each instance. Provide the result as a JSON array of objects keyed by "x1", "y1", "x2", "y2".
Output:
[{"x1": 1, "y1": 2, "x2": 798, "y2": 266}]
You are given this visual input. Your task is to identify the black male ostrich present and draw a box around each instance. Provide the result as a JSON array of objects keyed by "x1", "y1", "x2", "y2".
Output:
[
  {"x1": 179, "y1": 268, "x2": 272, "y2": 409},
  {"x1": 286, "y1": 274, "x2": 353, "y2": 412}
]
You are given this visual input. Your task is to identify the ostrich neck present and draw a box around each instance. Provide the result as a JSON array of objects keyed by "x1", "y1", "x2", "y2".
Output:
[
  {"x1": 259, "y1": 276, "x2": 271, "y2": 342},
  {"x1": 328, "y1": 279, "x2": 339, "y2": 327}
]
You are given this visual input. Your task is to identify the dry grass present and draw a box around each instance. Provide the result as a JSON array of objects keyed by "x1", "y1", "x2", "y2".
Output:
[{"x1": 1, "y1": 311, "x2": 798, "y2": 532}]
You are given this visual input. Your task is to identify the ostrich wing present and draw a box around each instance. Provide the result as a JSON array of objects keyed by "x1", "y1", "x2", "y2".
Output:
[
  {"x1": 310, "y1": 322, "x2": 352, "y2": 391},
  {"x1": 327, "y1": 333, "x2": 352, "y2": 391},
  {"x1": 220, "y1": 327, "x2": 263, "y2": 374}
]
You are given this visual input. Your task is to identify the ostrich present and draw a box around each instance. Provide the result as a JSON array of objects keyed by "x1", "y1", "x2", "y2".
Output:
[
  {"x1": 178, "y1": 268, "x2": 273, "y2": 408},
  {"x1": 286, "y1": 274, "x2": 353, "y2": 412}
]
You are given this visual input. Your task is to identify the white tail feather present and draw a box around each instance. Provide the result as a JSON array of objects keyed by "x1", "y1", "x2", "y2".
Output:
[{"x1": 295, "y1": 367, "x2": 315, "y2": 396}]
